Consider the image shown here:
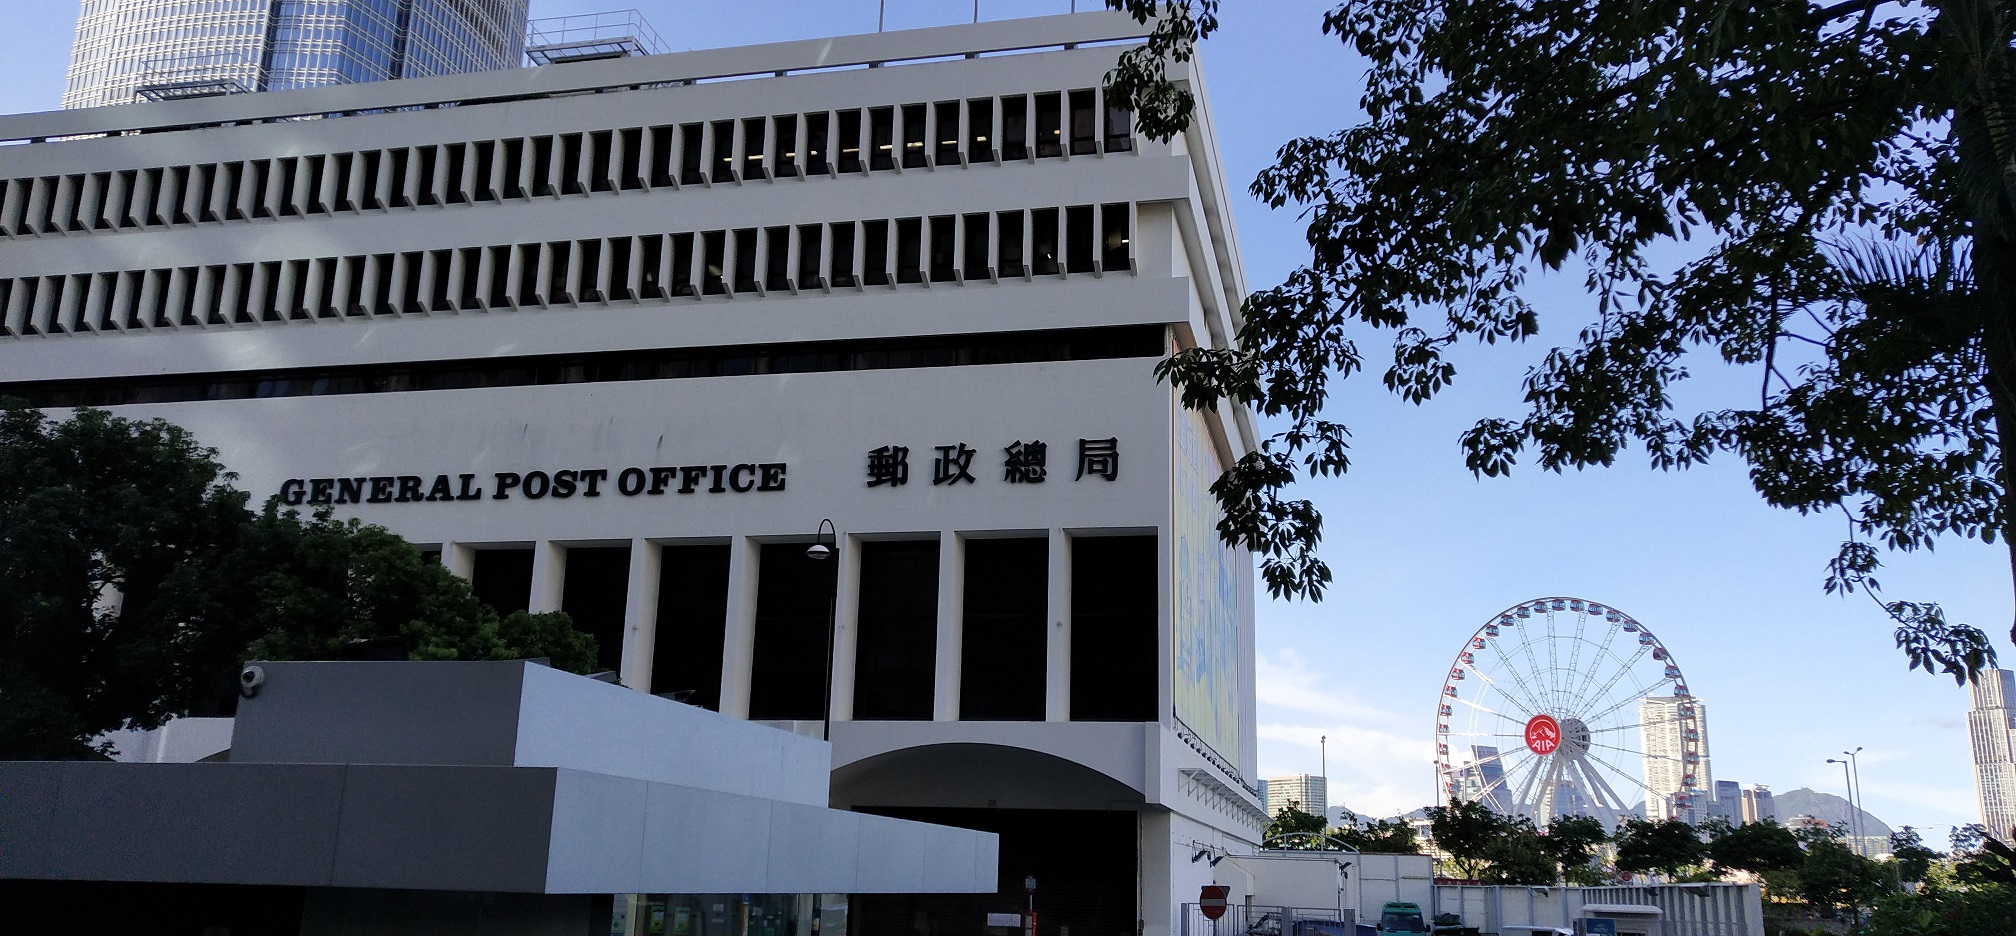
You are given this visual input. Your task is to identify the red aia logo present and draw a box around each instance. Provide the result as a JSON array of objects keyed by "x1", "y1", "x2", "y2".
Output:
[{"x1": 1525, "y1": 714, "x2": 1561, "y2": 755}]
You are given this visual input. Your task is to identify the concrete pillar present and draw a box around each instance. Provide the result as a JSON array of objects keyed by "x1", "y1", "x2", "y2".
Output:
[
  {"x1": 828, "y1": 534, "x2": 863, "y2": 723},
  {"x1": 529, "y1": 540, "x2": 566, "y2": 614},
  {"x1": 932, "y1": 532, "x2": 964, "y2": 721},
  {"x1": 620, "y1": 538, "x2": 661, "y2": 693},
  {"x1": 440, "y1": 541, "x2": 475, "y2": 580},
  {"x1": 717, "y1": 536, "x2": 760, "y2": 719},
  {"x1": 1045, "y1": 527, "x2": 1071, "y2": 721}
]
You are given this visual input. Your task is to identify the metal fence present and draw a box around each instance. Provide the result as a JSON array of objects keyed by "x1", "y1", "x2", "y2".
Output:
[{"x1": 1177, "y1": 904, "x2": 1360, "y2": 936}]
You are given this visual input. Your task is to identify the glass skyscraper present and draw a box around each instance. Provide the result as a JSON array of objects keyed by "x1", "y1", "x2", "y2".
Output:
[{"x1": 63, "y1": 0, "x2": 530, "y2": 109}]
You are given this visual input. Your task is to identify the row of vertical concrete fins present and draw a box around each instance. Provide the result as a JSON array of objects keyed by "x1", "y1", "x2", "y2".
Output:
[
  {"x1": 0, "y1": 203, "x2": 1135, "y2": 337},
  {"x1": 0, "y1": 86, "x2": 1132, "y2": 241}
]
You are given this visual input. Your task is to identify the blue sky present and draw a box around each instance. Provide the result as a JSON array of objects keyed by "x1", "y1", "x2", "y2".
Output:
[{"x1": 3, "y1": 0, "x2": 2002, "y2": 839}]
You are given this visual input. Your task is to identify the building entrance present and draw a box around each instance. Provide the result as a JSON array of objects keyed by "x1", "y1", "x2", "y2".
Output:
[{"x1": 852, "y1": 808, "x2": 1137, "y2": 936}]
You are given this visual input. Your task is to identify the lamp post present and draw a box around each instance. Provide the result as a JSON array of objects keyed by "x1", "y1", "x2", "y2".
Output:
[
  {"x1": 1842, "y1": 747, "x2": 1865, "y2": 854},
  {"x1": 1826, "y1": 757, "x2": 1856, "y2": 853},
  {"x1": 806, "y1": 519, "x2": 839, "y2": 742}
]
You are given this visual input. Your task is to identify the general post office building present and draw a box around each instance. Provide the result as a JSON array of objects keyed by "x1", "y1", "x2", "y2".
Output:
[{"x1": 0, "y1": 13, "x2": 1266, "y2": 936}]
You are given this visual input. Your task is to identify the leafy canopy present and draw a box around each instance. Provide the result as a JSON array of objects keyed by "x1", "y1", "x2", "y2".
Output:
[
  {"x1": 1110, "y1": 0, "x2": 2016, "y2": 680},
  {"x1": 1707, "y1": 818, "x2": 1807, "y2": 874},
  {"x1": 0, "y1": 403, "x2": 597, "y2": 759},
  {"x1": 1614, "y1": 817, "x2": 1707, "y2": 878}
]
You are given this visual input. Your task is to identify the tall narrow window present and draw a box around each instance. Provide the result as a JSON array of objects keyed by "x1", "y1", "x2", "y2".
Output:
[
  {"x1": 638, "y1": 234, "x2": 665, "y2": 298},
  {"x1": 748, "y1": 543, "x2": 837, "y2": 721},
  {"x1": 470, "y1": 548, "x2": 535, "y2": 617},
  {"x1": 459, "y1": 247, "x2": 484, "y2": 307},
  {"x1": 589, "y1": 130, "x2": 614, "y2": 192},
  {"x1": 863, "y1": 220, "x2": 890, "y2": 286},
  {"x1": 929, "y1": 215, "x2": 957, "y2": 283},
  {"x1": 1031, "y1": 208, "x2": 1060, "y2": 275},
  {"x1": 895, "y1": 218, "x2": 923, "y2": 284},
  {"x1": 765, "y1": 226, "x2": 790, "y2": 292},
  {"x1": 1068, "y1": 89, "x2": 1099, "y2": 156},
  {"x1": 901, "y1": 104, "x2": 927, "y2": 168},
  {"x1": 575, "y1": 239, "x2": 602, "y2": 302},
  {"x1": 732, "y1": 228, "x2": 759, "y2": 294},
  {"x1": 531, "y1": 136, "x2": 556, "y2": 196},
  {"x1": 967, "y1": 98, "x2": 994, "y2": 162},
  {"x1": 618, "y1": 127, "x2": 644, "y2": 189},
  {"x1": 1066, "y1": 205, "x2": 1095, "y2": 274},
  {"x1": 804, "y1": 112, "x2": 830, "y2": 174},
  {"x1": 1001, "y1": 95, "x2": 1029, "y2": 161},
  {"x1": 546, "y1": 241, "x2": 572, "y2": 303},
  {"x1": 710, "y1": 120, "x2": 736, "y2": 183},
  {"x1": 608, "y1": 237, "x2": 634, "y2": 301},
  {"x1": 830, "y1": 221, "x2": 857, "y2": 287},
  {"x1": 797, "y1": 224, "x2": 824, "y2": 285},
  {"x1": 501, "y1": 139, "x2": 526, "y2": 198},
  {"x1": 961, "y1": 538, "x2": 1048, "y2": 720},
  {"x1": 1035, "y1": 92, "x2": 1063, "y2": 158},
  {"x1": 443, "y1": 144, "x2": 467, "y2": 203},
  {"x1": 934, "y1": 100, "x2": 961, "y2": 166},
  {"x1": 869, "y1": 107, "x2": 895, "y2": 171},
  {"x1": 702, "y1": 230, "x2": 726, "y2": 295},
  {"x1": 561, "y1": 546, "x2": 632, "y2": 674},
  {"x1": 742, "y1": 117, "x2": 767, "y2": 180},
  {"x1": 1070, "y1": 535, "x2": 1158, "y2": 722},
  {"x1": 649, "y1": 126, "x2": 676, "y2": 187},
  {"x1": 838, "y1": 109, "x2": 864, "y2": 173},
  {"x1": 679, "y1": 123, "x2": 705, "y2": 185},
  {"x1": 1103, "y1": 89, "x2": 1134, "y2": 153},
  {"x1": 670, "y1": 232, "x2": 695, "y2": 296},
  {"x1": 774, "y1": 115, "x2": 799, "y2": 176},
  {"x1": 559, "y1": 134, "x2": 585, "y2": 195},
  {"x1": 429, "y1": 250, "x2": 453, "y2": 310},
  {"x1": 414, "y1": 146, "x2": 438, "y2": 205},
  {"x1": 488, "y1": 245, "x2": 513, "y2": 306},
  {"x1": 472, "y1": 140, "x2": 496, "y2": 199},
  {"x1": 653, "y1": 544, "x2": 732, "y2": 709},
  {"x1": 997, "y1": 210, "x2": 1025, "y2": 277},
  {"x1": 1101, "y1": 203, "x2": 1132, "y2": 272},
  {"x1": 963, "y1": 213, "x2": 990, "y2": 279},
  {"x1": 853, "y1": 540, "x2": 940, "y2": 720}
]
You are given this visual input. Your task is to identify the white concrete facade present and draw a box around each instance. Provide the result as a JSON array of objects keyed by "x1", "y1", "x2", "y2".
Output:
[
  {"x1": 1, "y1": 12, "x2": 1266, "y2": 936},
  {"x1": 1970, "y1": 668, "x2": 2016, "y2": 842}
]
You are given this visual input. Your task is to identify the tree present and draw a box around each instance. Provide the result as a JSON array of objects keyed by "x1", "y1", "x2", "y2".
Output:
[
  {"x1": 1541, "y1": 815, "x2": 1611, "y2": 884},
  {"x1": 1480, "y1": 817, "x2": 1558, "y2": 885},
  {"x1": 1265, "y1": 802, "x2": 1329, "y2": 848},
  {"x1": 0, "y1": 405, "x2": 248, "y2": 758},
  {"x1": 1889, "y1": 827, "x2": 1942, "y2": 884},
  {"x1": 1426, "y1": 800, "x2": 1506, "y2": 880},
  {"x1": 231, "y1": 504, "x2": 596, "y2": 674},
  {"x1": 1865, "y1": 886, "x2": 2016, "y2": 936},
  {"x1": 0, "y1": 403, "x2": 599, "y2": 760},
  {"x1": 1330, "y1": 809, "x2": 1423, "y2": 854},
  {"x1": 1111, "y1": 0, "x2": 2016, "y2": 680},
  {"x1": 1614, "y1": 817, "x2": 1707, "y2": 879},
  {"x1": 1709, "y1": 819, "x2": 1807, "y2": 875},
  {"x1": 1801, "y1": 838, "x2": 1891, "y2": 918}
]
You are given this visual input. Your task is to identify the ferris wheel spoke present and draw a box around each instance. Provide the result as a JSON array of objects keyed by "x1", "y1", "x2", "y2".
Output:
[
  {"x1": 1450, "y1": 695, "x2": 1531, "y2": 725},
  {"x1": 1588, "y1": 739, "x2": 1662, "y2": 761},
  {"x1": 1569, "y1": 757, "x2": 1630, "y2": 828},
  {"x1": 1472, "y1": 750, "x2": 1541, "y2": 810},
  {"x1": 1582, "y1": 673, "x2": 1678, "y2": 725},
  {"x1": 1579, "y1": 745, "x2": 1671, "y2": 810},
  {"x1": 1545, "y1": 610, "x2": 1565, "y2": 712},
  {"x1": 1561, "y1": 612, "x2": 1590, "y2": 697},
  {"x1": 1463, "y1": 665, "x2": 1546, "y2": 720},
  {"x1": 1565, "y1": 643, "x2": 1654, "y2": 721},
  {"x1": 1567, "y1": 614, "x2": 1628, "y2": 714},
  {"x1": 1562, "y1": 638, "x2": 1644, "y2": 718},
  {"x1": 1482, "y1": 636, "x2": 1554, "y2": 716}
]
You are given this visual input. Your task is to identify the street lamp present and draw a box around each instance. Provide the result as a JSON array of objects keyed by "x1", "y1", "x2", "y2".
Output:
[
  {"x1": 1826, "y1": 757, "x2": 1856, "y2": 853},
  {"x1": 806, "y1": 519, "x2": 839, "y2": 742},
  {"x1": 1842, "y1": 747, "x2": 1865, "y2": 854}
]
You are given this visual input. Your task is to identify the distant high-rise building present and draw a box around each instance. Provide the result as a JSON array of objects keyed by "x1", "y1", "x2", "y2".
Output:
[
  {"x1": 1640, "y1": 697, "x2": 1711, "y2": 821},
  {"x1": 1740, "y1": 784, "x2": 1777, "y2": 824},
  {"x1": 1968, "y1": 668, "x2": 2016, "y2": 842},
  {"x1": 1707, "y1": 779, "x2": 1741, "y2": 824},
  {"x1": 1456, "y1": 746, "x2": 1508, "y2": 813},
  {"x1": 63, "y1": 0, "x2": 530, "y2": 109},
  {"x1": 1265, "y1": 774, "x2": 1327, "y2": 819}
]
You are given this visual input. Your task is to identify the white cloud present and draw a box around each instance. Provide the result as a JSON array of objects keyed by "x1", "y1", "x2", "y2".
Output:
[{"x1": 1255, "y1": 650, "x2": 1436, "y2": 819}]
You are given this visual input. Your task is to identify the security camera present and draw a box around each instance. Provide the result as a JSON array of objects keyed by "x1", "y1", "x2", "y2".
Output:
[{"x1": 238, "y1": 664, "x2": 266, "y2": 698}]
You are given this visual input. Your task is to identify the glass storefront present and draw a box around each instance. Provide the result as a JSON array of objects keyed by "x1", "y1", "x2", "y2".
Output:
[{"x1": 611, "y1": 894, "x2": 849, "y2": 936}]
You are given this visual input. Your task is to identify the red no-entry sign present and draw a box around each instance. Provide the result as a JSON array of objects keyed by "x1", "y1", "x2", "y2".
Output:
[{"x1": 1199, "y1": 886, "x2": 1230, "y2": 921}]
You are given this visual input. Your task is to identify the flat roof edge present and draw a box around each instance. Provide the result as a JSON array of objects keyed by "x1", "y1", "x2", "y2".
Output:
[{"x1": 0, "y1": 12, "x2": 1148, "y2": 144}]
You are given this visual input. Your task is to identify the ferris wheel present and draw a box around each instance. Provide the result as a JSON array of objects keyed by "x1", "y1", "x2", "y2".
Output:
[{"x1": 1433, "y1": 597, "x2": 1704, "y2": 828}]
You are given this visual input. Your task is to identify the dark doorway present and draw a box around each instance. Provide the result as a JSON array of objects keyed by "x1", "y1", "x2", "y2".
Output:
[
  {"x1": 851, "y1": 808, "x2": 1138, "y2": 936},
  {"x1": 961, "y1": 538, "x2": 1048, "y2": 720},
  {"x1": 470, "y1": 547, "x2": 534, "y2": 617},
  {"x1": 853, "y1": 539, "x2": 940, "y2": 720},
  {"x1": 1069, "y1": 535, "x2": 1157, "y2": 722},
  {"x1": 652, "y1": 544, "x2": 732, "y2": 708},
  {"x1": 561, "y1": 546, "x2": 631, "y2": 673},
  {"x1": 749, "y1": 542, "x2": 837, "y2": 720}
]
